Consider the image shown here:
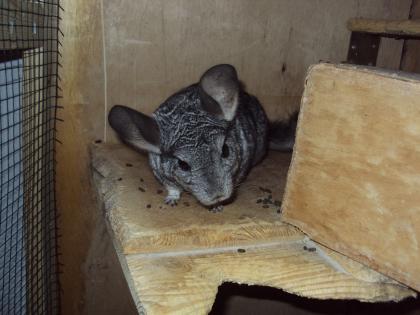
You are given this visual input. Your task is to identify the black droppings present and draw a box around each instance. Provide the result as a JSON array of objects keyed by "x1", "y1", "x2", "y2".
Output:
[
  {"x1": 94, "y1": 139, "x2": 102, "y2": 144},
  {"x1": 256, "y1": 199, "x2": 262, "y2": 203},
  {"x1": 281, "y1": 63, "x2": 287, "y2": 73},
  {"x1": 157, "y1": 189, "x2": 163, "y2": 194},
  {"x1": 126, "y1": 163, "x2": 133, "y2": 167},
  {"x1": 262, "y1": 205, "x2": 269, "y2": 209},
  {"x1": 140, "y1": 178, "x2": 144, "y2": 182},
  {"x1": 209, "y1": 205, "x2": 223, "y2": 213},
  {"x1": 303, "y1": 246, "x2": 316, "y2": 252},
  {"x1": 146, "y1": 204, "x2": 151, "y2": 209},
  {"x1": 276, "y1": 209, "x2": 281, "y2": 214},
  {"x1": 259, "y1": 187, "x2": 272, "y2": 194},
  {"x1": 117, "y1": 177, "x2": 122, "y2": 181},
  {"x1": 237, "y1": 248, "x2": 246, "y2": 253},
  {"x1": 138, "y1": 187, "x2": 145, "y2": 192}
]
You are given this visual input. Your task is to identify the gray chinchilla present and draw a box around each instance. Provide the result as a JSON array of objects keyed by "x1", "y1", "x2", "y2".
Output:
[{"x1": 108, "y1": 64, "x2": 296, "y2": 208}]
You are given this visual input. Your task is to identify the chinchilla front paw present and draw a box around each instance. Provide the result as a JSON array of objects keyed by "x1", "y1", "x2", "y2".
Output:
[
  {"x1": 165, "y1": 195, "x2": 179, "y2": 207},
  {"x1": 209, "y1": 205, "x2": 223, "y2": 213},
  {"x1": 164, "y1": 186, "x2": 181, "y2": 207}
]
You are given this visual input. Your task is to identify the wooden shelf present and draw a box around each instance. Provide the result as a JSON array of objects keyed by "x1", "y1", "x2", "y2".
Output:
[
  {"x1": 91, "y1": 143, "x2": 415, "y2": 314},
  {"x1": 347, "y1": 18, "x2": 420, "y2": 37}
]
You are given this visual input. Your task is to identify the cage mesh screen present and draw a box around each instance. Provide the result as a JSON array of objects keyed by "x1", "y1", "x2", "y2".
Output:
[{"x1": 0, "y1": 1, "x2": 61, "y2": 314}]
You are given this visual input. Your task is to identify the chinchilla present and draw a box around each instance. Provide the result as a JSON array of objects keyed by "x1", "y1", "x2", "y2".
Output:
[{"x1": 108, "y1": 64, "x2": 297, "y2": 209}]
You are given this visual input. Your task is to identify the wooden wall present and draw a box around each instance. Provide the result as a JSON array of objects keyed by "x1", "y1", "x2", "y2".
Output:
[
  {"x1": 103, "y1": 0, "x2": 411, "y2": 143},
  {"x1": 59, "y1": 0, "x2": 137, "y2": 314},
  {"x1": 58, "y1": 1, "x2": 412, "y2": 314}
]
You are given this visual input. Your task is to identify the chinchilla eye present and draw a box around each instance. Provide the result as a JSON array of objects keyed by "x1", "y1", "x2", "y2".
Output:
[
  {"x1": 177, "y1": 159, "x2": 191, "y2": 171},
  {"x1": 222, "y1": 143, "x2": 230, "y2": 158}
]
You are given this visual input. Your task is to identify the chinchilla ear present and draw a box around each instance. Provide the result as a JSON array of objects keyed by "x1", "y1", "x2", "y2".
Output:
[
  {"x1": 199, "y1": 64, "x2": 239, "y2": 121},
  {"x1": 108, "y1": 105, "x2": 161, "y2": 154}
]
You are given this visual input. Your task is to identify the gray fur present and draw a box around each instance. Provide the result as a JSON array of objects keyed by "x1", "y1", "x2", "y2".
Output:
[{"x1": 109, "y1": 64, "x2": 270, "y2": 207}]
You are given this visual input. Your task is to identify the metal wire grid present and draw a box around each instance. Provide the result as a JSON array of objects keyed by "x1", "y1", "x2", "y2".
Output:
[{"x1": 0, "y1": 1, "x2": 61, "y2": 314}]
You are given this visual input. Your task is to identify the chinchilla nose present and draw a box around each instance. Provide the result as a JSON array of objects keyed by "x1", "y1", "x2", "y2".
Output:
[
  {"x1": 213, "y1": 189, "x2": 232, "y2": 203},
  {"x1": 214, "y1": 193, "x2": 225, "y2": 201}
]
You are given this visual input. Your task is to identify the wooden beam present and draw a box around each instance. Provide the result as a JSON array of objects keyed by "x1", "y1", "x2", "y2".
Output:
[
  {"x1": 401, "y1": 0, "x2": 420, "y2": 72},
  {"x1": 283, "y1": 63, "x2": 420, "y2": 291},
  {"x1": 348, "y1": 18, "x2": 420, "y2": 37}
]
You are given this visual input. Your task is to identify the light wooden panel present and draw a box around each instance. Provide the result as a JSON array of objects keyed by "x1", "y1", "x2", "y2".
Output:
[
  {"x1": 59, "y1": 0, "x2": 137, "y2": 314},
  {"x1": 282, "y1": 63, "x2": 420, "y2": 291},
  {"x1": 103, "y1": 0, "x2": 411, "y2": 142},
  {"x1": 122, "y1": 243, "x2": 414, "y2": 315}
]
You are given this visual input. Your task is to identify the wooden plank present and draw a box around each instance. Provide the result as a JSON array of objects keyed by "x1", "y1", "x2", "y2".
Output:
[
  {"x1": 91, "y1": 143, "x2": 293, "y2": 255},
  {"x1": 58, "y1": 0, "x2": 137, "y2": 313},
  {"x1": 401, "y1": 0, "x2": 420, "y2": 73},
  {"x1": 119, "y1": 238, "x2": 414, "y2": 314},
  {"x1": 348, "y1": 18, "x2": 420, "y2": 37},
  {"x1": 282, "y1": 63, "x2": 420, "y2": 291}
]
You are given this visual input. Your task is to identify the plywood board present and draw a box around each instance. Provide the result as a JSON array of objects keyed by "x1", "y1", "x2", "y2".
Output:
[
  {"x1": 282, "y1": 63, "x2": 420, "y2": 291},
  {"x1": 122, "y1": 242, "x2": 414, "y2": 314},
  {"x1": 58, "y1": 1, "x2": 138, "y2": 314},
  {"x1": 91, "y1": 143, "x2": 295, "y2": 254}
]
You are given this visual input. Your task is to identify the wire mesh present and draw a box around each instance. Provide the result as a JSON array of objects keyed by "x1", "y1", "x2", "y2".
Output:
[{"x1": 0, "y1": 1, "x2": 61, "y2": 314}]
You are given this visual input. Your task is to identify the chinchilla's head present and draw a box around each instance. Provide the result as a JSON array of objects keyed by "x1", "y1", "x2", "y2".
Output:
[{"x1": 108, "y1": 64, "x2": 242, "y2": 206}]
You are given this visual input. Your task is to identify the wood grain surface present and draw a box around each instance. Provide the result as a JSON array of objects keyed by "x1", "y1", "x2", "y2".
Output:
[{"x1": 283, "y1": 63, "x2": 420, "y2": 291}]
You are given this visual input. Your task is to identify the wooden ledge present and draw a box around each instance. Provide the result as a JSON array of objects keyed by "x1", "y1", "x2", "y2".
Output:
[
  {"x1": 91, "y1": 143, "x2": 295, "y2": 255},
  {"x1": 91, "y1": 143, "x2": 415, "y2": 314},
  {"x1": 347, "y1": 18, "x2": 420, "y2": 37}
]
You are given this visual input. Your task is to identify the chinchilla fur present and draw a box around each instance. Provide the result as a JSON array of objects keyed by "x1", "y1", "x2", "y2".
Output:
[{"x1": 108, "y1": 64, "x2": 296, "y2": 208}]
